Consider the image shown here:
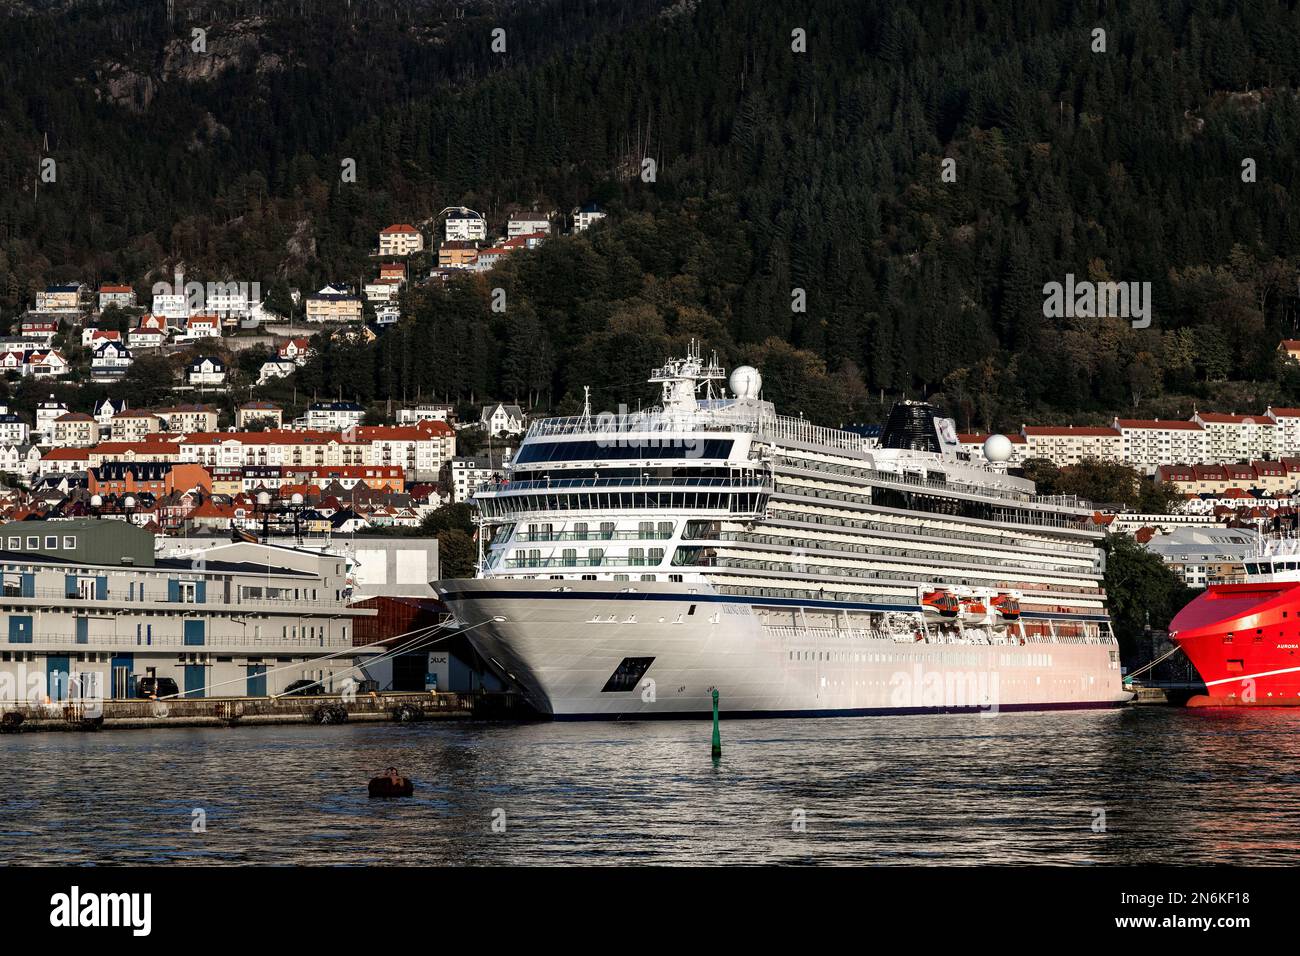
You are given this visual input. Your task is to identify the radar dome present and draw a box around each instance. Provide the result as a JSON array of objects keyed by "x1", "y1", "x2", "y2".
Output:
[
  {"x1": 983, "y1": 433, "x2": 1013, "y2": 463},
  {"x1": 729, "y1": 366, "x2": 762, "y2": 400}
]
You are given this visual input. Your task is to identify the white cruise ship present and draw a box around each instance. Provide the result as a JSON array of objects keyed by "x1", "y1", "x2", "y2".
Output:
[{"x1": 435, "y1": 344, "x2": 1129, "y2": 718}]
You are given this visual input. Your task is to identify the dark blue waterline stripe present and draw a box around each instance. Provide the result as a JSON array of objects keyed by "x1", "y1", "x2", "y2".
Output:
[
  {"x1": 550, "y1": 699, "x2": 1130, "y2": 721},
  {"x1": 442, "y1": 588, "x2": 1110, "y2": 622}
]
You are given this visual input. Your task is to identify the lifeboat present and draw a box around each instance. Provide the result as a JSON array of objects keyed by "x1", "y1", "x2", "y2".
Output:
[
  {"x1": 959, "y1": 593, "x2": 992, "y2": 626},
  {"x1": 991, "y1": 592, "x2": 1021, "y2": 625},
  {"x1": 920, "y1": 589, "x2": 960, "y2": 621}
]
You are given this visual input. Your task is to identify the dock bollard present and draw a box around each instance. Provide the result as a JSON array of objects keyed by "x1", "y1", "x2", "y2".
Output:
[{"x1": 711, "y1": 688, "x2": 721, "y2": 760}]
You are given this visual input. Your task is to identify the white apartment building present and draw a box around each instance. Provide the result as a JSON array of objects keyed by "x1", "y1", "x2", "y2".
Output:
[
  {"x1": 450, "y1": 452, "x2": 511, "y2": 503},
  {"x1": 444, "y1": 215, "x2": 487, "y2": 242},
  {"x1": 1019, "y1": 425, "x2": 1123, "y2": 466},
  {"x1": 1111, "y1": 418, "x2": 1207, "y2": 474},
  {"x1": 305, "y1": 402, "x2": 365, "y2": 431},
  {"x1": 572, "y1": 203, "x2": 606, "y2": 232},
  {"x1": 1267, "y1": 407, "x2": 1300, "y2": 458},
  {"x1": 0, "y1": 410, "x2": 30, "y2": 446},
  {"x1": 507, "y1": 216, "x2": 551, "y2": 238},
  {"x1": 35, "y1": 398, "x2": 68, "y2": 442},
  {"x1": 1192, "y1": 412, "x2": 1275, "y2": 463},
  {"x1": 151, "y1": 293, "x2": 189, "y2": 321}
]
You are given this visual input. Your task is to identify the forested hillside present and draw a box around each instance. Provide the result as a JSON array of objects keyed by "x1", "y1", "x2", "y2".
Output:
[{"x1": 4, "y1": 0, "x2": 1300, "y2": 429}]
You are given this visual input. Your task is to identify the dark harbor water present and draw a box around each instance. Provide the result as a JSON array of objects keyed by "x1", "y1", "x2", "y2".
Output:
[{"x1": 2, "y1": 706, "x2": 1297, "y2": 865}]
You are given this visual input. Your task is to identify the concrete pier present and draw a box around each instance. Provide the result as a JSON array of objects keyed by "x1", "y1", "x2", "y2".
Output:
[{"x1": 0, "y1": 691, "x2": 535, "y2": 733}]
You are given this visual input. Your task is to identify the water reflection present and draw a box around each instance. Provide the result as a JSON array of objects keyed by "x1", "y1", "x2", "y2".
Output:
[{"x1": 0, "y1": 708, "x2": 1298, "y2": 864}]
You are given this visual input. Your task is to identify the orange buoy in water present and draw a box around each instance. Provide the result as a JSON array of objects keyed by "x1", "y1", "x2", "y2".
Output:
[{"x1": 368, "y1": 768, "x2": 413, "y2": 798}]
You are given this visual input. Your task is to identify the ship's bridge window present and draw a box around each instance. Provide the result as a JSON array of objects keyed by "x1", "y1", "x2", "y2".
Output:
[{"x1": 515, "y1": 439, "x2": 735, "y2": 464}]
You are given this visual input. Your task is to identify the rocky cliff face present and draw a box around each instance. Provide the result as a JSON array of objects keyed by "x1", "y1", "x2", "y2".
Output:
[{"x1": 92, "y1": 17, "x2": 284, "y2": 114}]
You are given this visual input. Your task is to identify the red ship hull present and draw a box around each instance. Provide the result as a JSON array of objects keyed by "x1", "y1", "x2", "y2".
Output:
[{"x1": 1169, "y1": 581, "x2": 1300, "y2": 706}]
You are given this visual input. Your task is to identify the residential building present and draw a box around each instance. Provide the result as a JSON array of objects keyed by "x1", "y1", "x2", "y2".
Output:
[
  {"x1": 507, "y1": 215, "x2": 551, "y2": 238},
  {"x1": 1019, "y1": 425, "x2": 1123, "y2": 466},
  {"x1": 480, "y1": 402, "x2": 526, "y2": 436},
  {"x1": 1111, "y1": 418, "x2": 1207, "y2": 474},
  {"x1": 305, "y1": 401, "x2": 365, "y2": 431},
  {"x1": 90, "y1": 341, "x2": 133, "y2": 381},
  {"x1": 183, "y1": 314, "x2": 222, "y2": 339},
  {"x1": 87, "y1": 461, "x2": 212, "y2": 498},
  {"x1": 572, "y1": 203, "x2": 606, "y2": 232},
  {"x1": 20, "y1": 318, "x2": 58, "y2": 342},
  {"x1": 128, "y1": 314, "x2": 168, "y2": 349},
  {"x1": 35, "y1": 284, "x2": 84, "y2": 312},
  {"x1": 237, "y1": 402, "x2": 283, "y2": 430},
  {"x1": 354, "y1": 422, "x2": 456, "y2": 481},
  {"x1": 151, "y1": 292, "x2": 189, "y2": 322},
  {"x1": 1267, "y1": 407, "x2": 1300, "y2": 458},
  {"x1": 449, "y1": 451, "x2": 511, "y2": 503},
  {"x1": 155, "y1": 405, "x2": 219, "y2": 434},
  {"x1": 27, "y1": 350, "x2": 69, "y2": 378},
  {"x1": 438, "y1": 241, "x2": 479, "y2": 269},
  {"x1": 1192, "y1": 411, "x2": 1275, "y2": 463},
  {"x1": 186, "y1": 357, "x2": 227, "y2": 388},
  {"x1": 35, "y1": 397, "x2": 68, "y2": 442},
  {"x1": 277, "y1": 337, "x2": 314, "y2": 365},
  {"x1": 52, "y1": 413, "x2": 97, "y2": 448},
  {"x1": 82, "y1": 328, "x2": 123, "y2": 349},
  {"x1": 444, "y1": 215, "x2": 486, "y2": 242},
  {"x1": 97, "y1": 284, "x2": 136, "y2": 311},
  {"x1": 304, "y1": 294, "x2": 363, "y2": 323},
  {"x1": 259, "y1": 361, "x2": 296, "y2": 385},
  {"x1": 109, "y1": 412, "x2": 163, "y2": 443},
  {"x1": 396, "y1": 404, "x2": 454, "y2": 425},
  {"x1": 378, "y1": 224, "x2": 424, "y2": 256}
]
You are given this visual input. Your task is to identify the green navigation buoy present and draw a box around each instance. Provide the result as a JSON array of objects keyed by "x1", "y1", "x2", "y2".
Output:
[{"x1": 711, "y1": 688, "x2": 721, "y2": 759}]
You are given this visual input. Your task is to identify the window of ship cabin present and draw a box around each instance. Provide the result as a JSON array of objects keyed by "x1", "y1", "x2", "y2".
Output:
[
  {"x1": 44, "y1": 536, "x2": 57, "y2": 549},
  {"x1": 641, "y1": 575, "x2": 655, "y2": 581},
  {"x1": 658, "y1": 522, "x2": 673, "y2": 538},
  {"x1": 649, "y1": 548, "x2": 665, "y2": 564},
  {"x1": 629, "y1": 548, "x2": 645, "y2": 565},
  {"x1": 573, "y1": 522, "x2": 588, "y2": 538},
  {"x1": 588, "y1": 549, "x2": 604, "y2": 565},
  {"x1": 5, "y1": 538, "x2": 16, "y2": 550},
  {"x1": 639, "y1": 521, "x2": 655, "y2": 538},
  {"x1": 562, "y1": 549, "x2": 577, "y2": 564},
  {"x1": 600, "y1": 522, "x2": 615, "y2": 537}
]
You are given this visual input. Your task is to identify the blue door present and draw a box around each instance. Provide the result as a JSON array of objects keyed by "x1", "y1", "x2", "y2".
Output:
[
  {"x1": 110, "y1": 653, "x2": 134, "y2": 699},
  {"x1": 75, "y1": 618, "x2": 88, "y2": 645},
  {"x1": 183, "y1": 665, "x2": 206, "y2": 699},
  {"x1": 8, "y1": 615, "x2": 32, "y2": 644},
  {"x1": 183, "y1": 620, "x2": 205, "y2": 646},
  {"x1": 47, "y1": 655, "x2": 70, "y2": 702},
  {"x1": 246, "y1": 665, "x2": 267, "y2": 697}
]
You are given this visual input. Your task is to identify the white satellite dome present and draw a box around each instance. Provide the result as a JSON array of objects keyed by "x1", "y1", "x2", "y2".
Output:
[
  {"x1": 983, "y1": 433, "x2": 1013, "y2": 463},
  {"x1": 729, "y1": 365, "x2": 762, "y2": 400}
]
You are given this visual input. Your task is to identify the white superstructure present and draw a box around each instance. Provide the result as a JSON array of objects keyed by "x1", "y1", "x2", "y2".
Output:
[{"x1": 437, "y1": 344, "x2": 1128, "y2": 718}]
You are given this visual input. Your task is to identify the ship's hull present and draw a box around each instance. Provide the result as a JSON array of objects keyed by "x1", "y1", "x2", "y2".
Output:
[
  {"x1": 438, "y1": 580, "x2": 1130, "y2": 719},
  {"x1": 1170, "y1": 581, "x2": 1300, "y2": 706}
]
